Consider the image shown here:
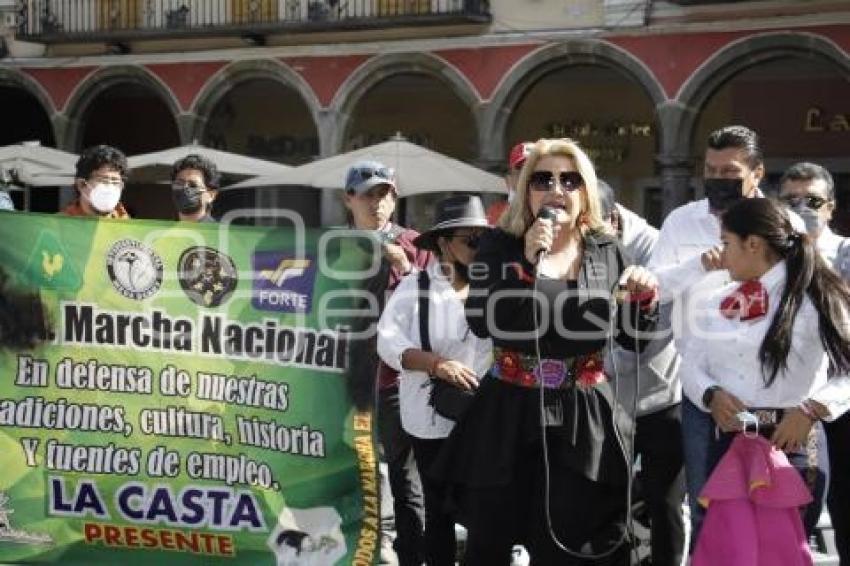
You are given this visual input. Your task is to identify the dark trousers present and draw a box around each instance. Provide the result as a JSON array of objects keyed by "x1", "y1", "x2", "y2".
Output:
[
  {"x1": 634, "y1": 404, "x2": 686, "y2": 566},
  {"x1": 825, "y1": 411, "x2": 850, "y2": 565},
  {"x1": 681, "y1": 398, "x2": 714, "y2": 547},
  {"x1": 463, "y1": 439, "x2": 629, "y2": 566},
  {"x1": 378, "y1": 386, "x2": 425, "y2": 566},
  {"x1": 411, "y1": 437, "x2": 456, "y2": 566}
]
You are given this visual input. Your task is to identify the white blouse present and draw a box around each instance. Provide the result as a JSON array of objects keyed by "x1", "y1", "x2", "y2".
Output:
[
  {"x1": 377, "y1": 262, "x2": 493, "y2": 439},
  {"x1": 681, "y1": 261, "x2": 850, "y2": 421}
]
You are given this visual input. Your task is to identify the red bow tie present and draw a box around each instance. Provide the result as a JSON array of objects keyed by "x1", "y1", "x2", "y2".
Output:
[{"x1": 720, "y1": 279, "x2": 769, "y2": 321}]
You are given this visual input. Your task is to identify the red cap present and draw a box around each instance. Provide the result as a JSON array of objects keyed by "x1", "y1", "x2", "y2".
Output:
[{"x1": 508, "y1": 142, "x2": 533, "y2": 170}]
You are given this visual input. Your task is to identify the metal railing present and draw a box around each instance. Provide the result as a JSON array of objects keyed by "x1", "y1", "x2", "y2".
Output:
[{"x1": 16, "y1": 0, "x2": 490, "y2": 41}]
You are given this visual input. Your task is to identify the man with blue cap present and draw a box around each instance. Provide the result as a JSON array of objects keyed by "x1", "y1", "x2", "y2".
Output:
[{"x1": 343, "y1": 160, "x2": 431, "y2": 565}]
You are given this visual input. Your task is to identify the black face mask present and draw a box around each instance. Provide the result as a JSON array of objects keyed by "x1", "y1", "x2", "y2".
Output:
[
  {"x1": 704, "y1": 178, "x2": 745, "y2": 212},
  {"x1": 172, "y1": 185, "x2": 205, "y2": 215}
]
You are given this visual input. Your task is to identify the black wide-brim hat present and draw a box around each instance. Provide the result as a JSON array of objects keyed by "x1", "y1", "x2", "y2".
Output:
[{"x1": 413, "y1": 195, "x2": 491, "y2": 251}]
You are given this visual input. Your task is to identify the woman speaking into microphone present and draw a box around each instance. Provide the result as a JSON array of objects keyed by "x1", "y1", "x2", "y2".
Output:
[{"x1": 434, "y1": 138, "x2": 659, "y2": 565}]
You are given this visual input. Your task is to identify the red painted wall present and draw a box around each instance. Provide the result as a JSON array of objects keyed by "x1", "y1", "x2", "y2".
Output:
[
  {"x1": 21, "y1": 66, "x2": 99, "y2": 111},
  {"x1": 434, "y1": 44, "x2": 537, "y2": 101},
  {"x1": 280, "y1": 54, "x2": 372, "y2": 107},
  {"x1": 146, "y1": 62, "x2": 228, "y2": 111},
  {"x1": 16, "y1": 24, "x2": 850, "y2": 117}
]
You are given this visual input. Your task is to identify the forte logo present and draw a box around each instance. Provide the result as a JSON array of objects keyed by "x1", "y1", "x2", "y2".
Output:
[{"x1": 252, "y1": 253, "x2": 317, "y2": 314}]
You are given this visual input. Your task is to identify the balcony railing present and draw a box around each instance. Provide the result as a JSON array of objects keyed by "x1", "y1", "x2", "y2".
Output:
[{"x1": 17, "y1": 0, "x2": 490, "y2": 42}]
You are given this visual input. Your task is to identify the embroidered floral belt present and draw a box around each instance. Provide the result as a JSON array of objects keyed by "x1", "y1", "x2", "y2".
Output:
[{"x1": 490, "y1": 347, "x2": 606, "y2": 389}]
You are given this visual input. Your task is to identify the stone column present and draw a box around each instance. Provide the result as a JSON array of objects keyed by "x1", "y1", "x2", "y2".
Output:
[
  {"x1": 317, "y1": 108, "x2": 345, "y2": 227},
  {"x1": 655, "y1": 102, "x2": 697, "y2": 217},
  {"x1": 657, "y1": 155, "x2": 694, "y2": 217},
  {"x1": 52, "y1": 113, "x2": 77, "y2": 208},
  {"x1": 176, "y1": 113, "x2": 200, "y2": 145}
]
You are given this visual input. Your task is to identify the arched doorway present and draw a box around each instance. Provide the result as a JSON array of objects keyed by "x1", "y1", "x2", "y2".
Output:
[
  {"x1": 79, "y1": 82, "x2": 179, "y2": 154},
  {"x1": 0, "y1": 87, "x2": 54, "y2": 147},
  {"x1": 692, "y1": 55, "x2": 850, "y2": 236},
  {"x1": 344, "y1": 72, "x2": 478, "y2": 230},
  {"x1": 203, "y1": 78, "x2": 318, "y2": 165},
  {"x1": 77, "y1": 82, "x2": 180, "y2": 219},
  {"x1": 0, "y1": 86, "x2": 57, "y2": 212},
  {"x1": 506, "y1": 64, "x2": 659, "y2": 222},
  {"x1": 202, "y1": 77, "x2": 320, "y2": 226}
]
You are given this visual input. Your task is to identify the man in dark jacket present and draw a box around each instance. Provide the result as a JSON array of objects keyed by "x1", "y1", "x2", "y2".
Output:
[{"x1": 343, "y1": 160, "x2": 431, "y2": 565}]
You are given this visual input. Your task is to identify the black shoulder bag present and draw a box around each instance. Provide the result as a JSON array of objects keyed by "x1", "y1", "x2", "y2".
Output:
[{"x1": 418, "y1": 270, "x2": 474, "y2": 421}]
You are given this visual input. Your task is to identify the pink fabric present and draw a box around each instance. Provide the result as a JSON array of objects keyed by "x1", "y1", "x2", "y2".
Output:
[{"x1": 693, "y1": 435, "x2": 813, "y2": 566}]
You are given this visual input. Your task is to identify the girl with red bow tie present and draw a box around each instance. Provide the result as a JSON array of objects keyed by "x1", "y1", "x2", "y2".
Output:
[{"x1": 682, "y1": 198, "x2": 850, "y2": 550}]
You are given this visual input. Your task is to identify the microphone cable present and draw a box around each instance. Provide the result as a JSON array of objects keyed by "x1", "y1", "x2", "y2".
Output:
[{"x1": 533, "y1": 255, "x2": 641, "y2": 562}]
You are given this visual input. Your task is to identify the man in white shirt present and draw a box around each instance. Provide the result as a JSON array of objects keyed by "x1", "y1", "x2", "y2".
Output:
[
  {"x1": 648, "y1": 125, "x2": 767, "y2": 547},
  {"x1": 779, "y1": 162, "x2": 847, "y2": 264},
  {"x1": 599, "y1": 182, "x2": 685, "y2": 566},
  {"x1": 780, "y1": 162, "x2": 850, "y2": 564}
]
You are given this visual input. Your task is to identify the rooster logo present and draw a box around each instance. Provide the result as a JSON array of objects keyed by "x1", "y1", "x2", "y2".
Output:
[{"x1": 41, "y1": 251, "x2": 63, "y2": 279}]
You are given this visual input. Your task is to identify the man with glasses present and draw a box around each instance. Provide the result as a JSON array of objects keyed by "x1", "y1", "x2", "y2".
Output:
[
  {"x1": 781, "y1": 162, "x2": 850, "y2": 565},
  {"x1": 62, "y1": 145, "x2": 130, "y2": 218},
  {"x1": 343, "y1": 160, "x2": 430, "y2": 566},
  {"x1": 171, "y1": 154, "x2": 220, "y2": 222},
  {"x1": 779, "y1": 162, "x2": 846, "y2": 264}
]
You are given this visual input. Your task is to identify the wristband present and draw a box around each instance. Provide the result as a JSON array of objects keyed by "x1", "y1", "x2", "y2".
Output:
[
  {"x1": 799, "y1": 400, "x2": 818, "y2": 422},
  {"x1": 702, "y1": 385, "x2": 722, "y2": 409}
]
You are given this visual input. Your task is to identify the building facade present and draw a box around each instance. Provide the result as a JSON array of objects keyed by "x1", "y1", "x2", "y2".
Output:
[{"x1": 1, "y1": 0, "x2": 849, "y2": 231}]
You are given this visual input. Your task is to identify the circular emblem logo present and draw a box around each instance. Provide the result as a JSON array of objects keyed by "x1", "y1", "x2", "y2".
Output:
[
  {"x1": 178, "y1": 246, "x2": 238, "y2": 308},
  {"x1": 106, "y1": 239, "x2": 164, "y2": 300}
]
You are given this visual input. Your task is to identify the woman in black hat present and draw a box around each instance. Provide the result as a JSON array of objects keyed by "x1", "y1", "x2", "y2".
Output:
[
  {"x1": 377, "y1": 195, "x2": 493, "y2": 566},
  {"x1": 433, "y1": 139, "x2": 659, "y2": 565}
]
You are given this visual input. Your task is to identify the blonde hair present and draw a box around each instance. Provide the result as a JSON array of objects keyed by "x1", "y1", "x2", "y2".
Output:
[{"x1": 498, "y1": 138, "x2": 607, "y2": 238}]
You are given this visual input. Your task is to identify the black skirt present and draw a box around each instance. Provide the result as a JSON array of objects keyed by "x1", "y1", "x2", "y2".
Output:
[{"x1": 431, "y1": 373, "x2": 632, "y2": 489}]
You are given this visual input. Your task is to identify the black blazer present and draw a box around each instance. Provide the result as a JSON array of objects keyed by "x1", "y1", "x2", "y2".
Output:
[{"x1": 465, "y1": 228, "x2": 657, "y2": 358}]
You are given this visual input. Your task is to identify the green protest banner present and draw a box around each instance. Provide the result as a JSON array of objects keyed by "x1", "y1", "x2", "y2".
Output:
[{"x1": 0, "y1": 212, "x2": 380, "y2": 565}]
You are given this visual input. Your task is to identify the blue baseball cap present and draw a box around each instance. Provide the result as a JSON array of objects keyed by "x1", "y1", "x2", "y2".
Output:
[{"x1": 344, "y1": 160, "x2": 397, "y2": 195}]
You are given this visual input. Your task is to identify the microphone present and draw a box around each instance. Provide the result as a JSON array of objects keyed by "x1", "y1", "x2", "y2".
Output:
[{"x1": 535, "y1": 206, "x2": 557, "y2": 264}]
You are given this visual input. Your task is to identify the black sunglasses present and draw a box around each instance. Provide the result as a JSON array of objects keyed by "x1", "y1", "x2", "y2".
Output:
[
  {"x1": 172, "y1": 180, "x2": 205, "y2": 191},
  {"x1": 528, "y1": 171, "x2": 584, "y2": 192},
  {"x1": 780, "y1": 194, "x2": 829, "y2": 210},
  {"x1": 452, "y1": 234, "x2": 481, "y2": 249}
]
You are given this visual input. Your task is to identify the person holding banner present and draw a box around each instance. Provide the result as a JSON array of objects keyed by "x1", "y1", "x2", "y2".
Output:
[
  {"x1": 0, "y1": 267, "x2": 52, "y2": 350},
  {"x1": 62, "y1": 145, "x2": 130, "y2": 219},
  {"x1": 434, "y1": 138, "x2": 659, "y2": 565},
  {"x1": 343, "y1": 160, "x2": 431, "y2": 565},
  {"x1": 171, "y1": 154, "x2": 220, "y2": 222},
  {"x1": 377, "y1": 195, "x2": 493, "y2": 566}
]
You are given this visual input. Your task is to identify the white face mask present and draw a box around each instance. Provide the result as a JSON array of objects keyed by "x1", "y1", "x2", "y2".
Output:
[{"x1": 86, "y1": 183, "x2": 122, "y2": 214}]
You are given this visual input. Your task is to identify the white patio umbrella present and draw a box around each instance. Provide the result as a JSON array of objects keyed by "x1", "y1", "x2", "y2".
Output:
[
  {"x1": 227, "y1": 135, "x2": 505, "y2": 196},
  {"x1": 0, "y1": 142, "x2": 77, "y2": 210},
  {"x1": 127, "y1": 143, "x2": 292, "y2": 183},
  {"x1": 0, "y1": 141, "x2": 77, "y2": 176},
  {"x1": 11, "y1": 170, "x2": 75, "y2": 187}
]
